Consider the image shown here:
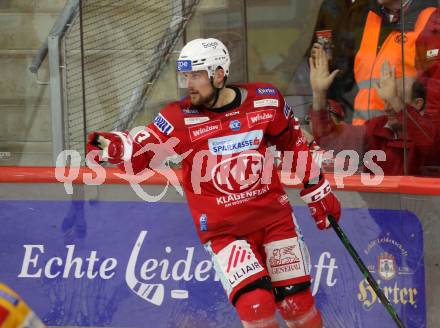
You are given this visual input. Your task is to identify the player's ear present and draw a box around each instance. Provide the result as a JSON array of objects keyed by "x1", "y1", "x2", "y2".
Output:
[{"x1": 213, "y1": 67, "x2": 226, "y2": 88}]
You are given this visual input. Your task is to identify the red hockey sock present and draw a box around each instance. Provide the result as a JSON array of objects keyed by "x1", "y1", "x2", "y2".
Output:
[
  {"x1": 235, "y1": 288, "x2": 278, "y2": 328},
  {"x1": 276, "y1": 289, "x2": 323, "y2": 328}
]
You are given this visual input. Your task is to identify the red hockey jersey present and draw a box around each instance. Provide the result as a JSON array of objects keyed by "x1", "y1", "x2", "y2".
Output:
[{"x1": 119, "y1": 83, "x2": 317, "y2": 243}]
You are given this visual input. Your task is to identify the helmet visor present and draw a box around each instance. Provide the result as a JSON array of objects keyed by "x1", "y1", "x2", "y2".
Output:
[{"x1": 177, "y1": 70, "x2": 210, "y2": 89}]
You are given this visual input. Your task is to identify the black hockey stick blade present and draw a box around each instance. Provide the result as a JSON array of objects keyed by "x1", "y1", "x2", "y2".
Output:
[{"x1": 328, "y1": 215, "x2": 405, "y2": 328}]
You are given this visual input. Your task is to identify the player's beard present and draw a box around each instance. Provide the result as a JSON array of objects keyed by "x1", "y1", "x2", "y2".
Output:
[{"x1": 190, "y1": 89, "x2": 216, "y2": 107}]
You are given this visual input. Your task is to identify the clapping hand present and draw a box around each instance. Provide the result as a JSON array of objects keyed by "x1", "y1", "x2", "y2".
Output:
[
  {"x1": 309, "y1": 43, "x2": 339, "y2": 94},
  {"x1": 374, "y1": 61, "x2": 403, "y2": 112}
]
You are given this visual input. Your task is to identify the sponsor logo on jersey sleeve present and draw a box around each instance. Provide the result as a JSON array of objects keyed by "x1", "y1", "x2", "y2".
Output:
[
  {"x1": 189, "y1": 120, "x2": 222, "y2": 142},
  {"x1": 256, "y1": 87, "x2": 277, "y2": 96},
  {"x1": 208, "y1": 130, "x2": 263, "y2": 155},
  {"x1": 247, "y1": 109, "x2": 276, "y2": 127},
  {"x1": 154, "y1": 113, "x2": 175, "y2": 135},
  {"x1": 284, "y1": 102, "x2": 292, "y2": 119},
  {"x1": 253, "y1": 99, "x2": 279, "y2": 108},
  {"x1": 184, "y1": 117, "x2": 210, "y2": 126}
]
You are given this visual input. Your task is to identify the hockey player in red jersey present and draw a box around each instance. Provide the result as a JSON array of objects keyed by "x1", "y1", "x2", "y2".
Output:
[{"x1": 87, "y1": 38, "x2": 341, "y2": 328}]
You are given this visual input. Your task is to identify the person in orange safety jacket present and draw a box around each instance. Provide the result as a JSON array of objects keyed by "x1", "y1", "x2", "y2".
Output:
[{"x1": 330, "y1": 0, "x2": 437, "y2": 125}]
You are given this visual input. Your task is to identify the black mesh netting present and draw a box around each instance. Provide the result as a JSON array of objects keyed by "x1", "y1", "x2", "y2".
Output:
[{"x1": 63, "y1": 0, "x2": 199, "y2": 155}]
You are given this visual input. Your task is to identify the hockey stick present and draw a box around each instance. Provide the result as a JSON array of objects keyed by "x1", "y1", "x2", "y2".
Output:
[{"x1": 328, "y1": 216, "x2": 405, "y2": 328}]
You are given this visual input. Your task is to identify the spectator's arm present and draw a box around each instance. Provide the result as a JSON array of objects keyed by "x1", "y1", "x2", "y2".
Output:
[
  {"x1": 310, "y1": 106, "x2": 337, "y2": 143},
  {"x1": 309, "y1": 43, "x2": 340, "y2": 142},
  {"x1": 309, "y1": 43, "x2": 339, "y2": 111}
]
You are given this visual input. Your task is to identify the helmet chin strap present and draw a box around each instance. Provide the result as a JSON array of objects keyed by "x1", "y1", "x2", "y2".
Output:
[{"x1": 206, "y1": 76, "x2": 228, "y2": 109}]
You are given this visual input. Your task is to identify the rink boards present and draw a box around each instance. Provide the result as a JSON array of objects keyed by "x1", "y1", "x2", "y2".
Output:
[{"x1": 0, "y1": 170, "x2": 439, "y2": 328}]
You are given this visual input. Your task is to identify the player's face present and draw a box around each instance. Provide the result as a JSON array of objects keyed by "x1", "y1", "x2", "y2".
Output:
[{"x1": 181, "y1": 71, "x2": 216, "y2": 106}]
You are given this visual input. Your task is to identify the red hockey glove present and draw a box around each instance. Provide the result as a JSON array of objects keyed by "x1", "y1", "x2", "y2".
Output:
[
  {"x1": 86, "y1": 131, "x2": 132, "y2": 165},
  {"x1": 300, "y1": 177, "x2": 341, "y2": 230}
]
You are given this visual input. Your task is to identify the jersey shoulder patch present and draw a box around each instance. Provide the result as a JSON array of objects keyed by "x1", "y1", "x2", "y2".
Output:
[
  {"x1": 153, "y1": 113, "x2": 175, "y2": 135},
  {"x1": 153, "y1": 102, "x2": 184, "y2": 136},
  {"x1": 236, "y1": 82, "x2": 280, "y2": 99}
]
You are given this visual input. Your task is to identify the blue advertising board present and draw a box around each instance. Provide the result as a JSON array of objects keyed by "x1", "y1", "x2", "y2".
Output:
[{"x1": 0, "y1": 200, "x2": 425, "y2": 327}]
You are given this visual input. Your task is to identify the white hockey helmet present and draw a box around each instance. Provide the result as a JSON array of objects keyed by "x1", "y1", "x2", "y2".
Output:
[{"x1": 176, "y1": 38, "x2": 230, "y2": 80}]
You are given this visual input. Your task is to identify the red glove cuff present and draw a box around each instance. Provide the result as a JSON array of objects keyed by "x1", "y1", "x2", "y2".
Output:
[
  {"x1": 300, "y1": 178, "x2": 331, "y2": 203},
  {"x1": 300, "y1": 178, "x2": 341, "y2": 230}
]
